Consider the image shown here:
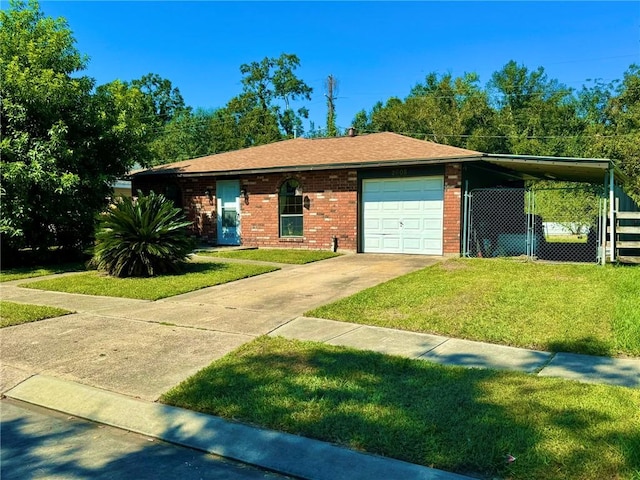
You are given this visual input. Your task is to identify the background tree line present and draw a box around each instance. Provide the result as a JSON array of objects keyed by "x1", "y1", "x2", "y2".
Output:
[{"x1": 1, "y1": 0, "x2": 638, "y2": 265}]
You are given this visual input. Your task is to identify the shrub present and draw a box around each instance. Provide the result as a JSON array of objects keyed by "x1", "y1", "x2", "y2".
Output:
[{"x1": 92, "y1": 191, "x2": 194, "y2": 277}]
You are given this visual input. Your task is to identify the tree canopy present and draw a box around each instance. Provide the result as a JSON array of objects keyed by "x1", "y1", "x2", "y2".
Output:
[
  {"x1": 0, "y1": 0, "x2": 152, "y2": 263},
  {"x1": 1, "y1": 0, "x2": 638, "y2": 268},
  {"x1": 352, "y1": 62, "x2": 640, "y2": 200}
]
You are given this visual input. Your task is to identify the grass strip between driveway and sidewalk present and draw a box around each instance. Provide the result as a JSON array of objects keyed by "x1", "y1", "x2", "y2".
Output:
[
  {"x1": 162, "y1": 336, "x2": 640, "y2": 480},
  {"x1": 196, "y1": 249, "x2": 341, "y2": 264},
  {"x1": 18, "y1": 262, "x2": 279, "y2": 300},
  {"x1": 0, "y1": 263, "x2": 85, "y2": 282},
  {"x1": 307, "y1": 258, "x2": 640, "y2": 357},
  {"x1": 0, "y1": 301, "x2": 72, "y2": 327}
]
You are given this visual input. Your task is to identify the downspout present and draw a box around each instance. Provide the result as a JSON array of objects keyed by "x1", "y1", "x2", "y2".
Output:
[{"x1": 609, "y1": 163, "x2": 615, "y2": 263}]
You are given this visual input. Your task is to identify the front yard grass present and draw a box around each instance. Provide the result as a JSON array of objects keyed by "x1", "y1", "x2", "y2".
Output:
[
  {"x1": 19, "y1": 262, "x2": 278, "y2": 300},
  {"x1": 196, "y1": 248, "x2": 341, "y2": 264},
  {"x1": 0, "y1": 301, "x2": 72, "y2": 327},
  {"x1": 0, "y1": 263, "x2": 85, "y2": 282},
  {"x1": 162, "y1": 336, "x2": 640, "y2": 480},
  {"x1": 307, "y1": 258, "x2": 640, "y2": 357}
]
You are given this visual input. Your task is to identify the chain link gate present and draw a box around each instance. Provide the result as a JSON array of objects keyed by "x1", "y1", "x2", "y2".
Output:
[{"x1": 463, "y1": 186, "x2": 606, "y2": 263}]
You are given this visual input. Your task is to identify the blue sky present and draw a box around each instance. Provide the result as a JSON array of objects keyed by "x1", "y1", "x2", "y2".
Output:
[{"x1": 38, "y1": 1, "x2": 640, "y2": 132}]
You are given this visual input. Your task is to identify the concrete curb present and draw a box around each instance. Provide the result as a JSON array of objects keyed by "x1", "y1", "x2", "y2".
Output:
[{"x1": 6, "y1": 375, "x2": 474, "y2": 480}]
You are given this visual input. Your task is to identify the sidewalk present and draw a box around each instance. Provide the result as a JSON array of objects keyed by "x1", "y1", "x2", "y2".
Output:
[
  {"x1": 270, "y1": 317, "x2": 640, "y2": 388},
  {"x1": 2, "y1": 254, "x2": 639, "y2": 480}
]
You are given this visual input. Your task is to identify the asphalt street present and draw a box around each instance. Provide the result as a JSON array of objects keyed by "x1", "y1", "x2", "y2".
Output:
[{"x1": 1, "y1": 399, "x2": 290, "y2": 480}]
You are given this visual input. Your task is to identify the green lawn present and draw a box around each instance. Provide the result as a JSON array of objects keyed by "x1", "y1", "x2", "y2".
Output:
[
  {"x1": 544, "y1": 234, "x2": 588, "y2": 244},
  {"x1": 0, "y1": 301, "x2": 72, "y2": 327},
  {"x1": 19, "y1": 262, "x2": 279, "y2": 300},
  {"x1": 196, "y1": 249, "x2": 341, "y2": 264},
  {"x1": 162, "y1": 336, "x2": 640, "y2": 480},
  {"x1": 0, "y1": 263, "x2": 85, "y2": 282},
  {"x1": 307, "y1": 258, "x2": 640, "y2": 357}
]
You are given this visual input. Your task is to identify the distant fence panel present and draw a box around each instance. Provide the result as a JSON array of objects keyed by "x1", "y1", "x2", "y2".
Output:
[{"x1": 464, "y1": 186, "x2": 604, "y2": 263}]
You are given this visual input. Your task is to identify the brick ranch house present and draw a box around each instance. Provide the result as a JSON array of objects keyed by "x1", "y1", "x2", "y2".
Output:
[{"x1": 131, "y1": 132, "x2": 620, "y2": 257}]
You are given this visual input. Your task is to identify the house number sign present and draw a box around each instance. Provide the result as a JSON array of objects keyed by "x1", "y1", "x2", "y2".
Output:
[{"x1": 391, "y1": 168, "x2": 408, "y2": 177}]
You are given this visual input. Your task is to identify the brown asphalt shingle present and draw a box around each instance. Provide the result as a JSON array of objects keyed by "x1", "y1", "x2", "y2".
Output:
[{"x1": 136, "y1": 132, "x2": 482, "y2": 176}]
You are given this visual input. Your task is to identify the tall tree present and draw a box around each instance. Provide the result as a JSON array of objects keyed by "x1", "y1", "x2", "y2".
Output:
[
  {"x1": 0, "y1": 0, "x2": 151, "y2": 263},
  {"x1": 131, "y1": 73, "x2": 190, "y2": 126},
  {"x1": 350, "y1": 72, "x2": 497, "y2": 151},
  {"x1": 580, "y1": 65, "x2": 640, "y2": 200},
  {"x1": 235, "y1": 53, "x2": 312, "y2": 138},
  {"x1": 488, "y1": 61, "x2": 584, "y2": 156}
]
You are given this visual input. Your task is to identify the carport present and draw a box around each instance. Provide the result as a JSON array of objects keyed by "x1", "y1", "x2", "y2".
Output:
[{"x1": 461, "y1": 154, "x2": 633, "y2": 264}]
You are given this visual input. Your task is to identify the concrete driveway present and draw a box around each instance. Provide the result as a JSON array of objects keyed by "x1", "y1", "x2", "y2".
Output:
[{"x1": 1, "y1": 254, "x2": 440, "y2": 401}]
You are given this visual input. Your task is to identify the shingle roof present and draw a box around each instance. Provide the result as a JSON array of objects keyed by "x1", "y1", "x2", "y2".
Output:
[{"x1": 134, "y1": 132, "x2": 482, "y2": 177}]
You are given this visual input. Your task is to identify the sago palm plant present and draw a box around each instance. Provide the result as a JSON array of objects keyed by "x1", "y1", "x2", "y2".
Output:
[{"x1": 92, "y1": 191, "x2": 194, "y2": 277}]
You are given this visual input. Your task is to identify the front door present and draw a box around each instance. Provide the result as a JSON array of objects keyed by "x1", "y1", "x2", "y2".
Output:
[{"x1": 216, "y1": 180, "x2": 241, "y2": 245}]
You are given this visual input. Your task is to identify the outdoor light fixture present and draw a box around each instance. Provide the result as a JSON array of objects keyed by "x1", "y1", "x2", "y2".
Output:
[
  {"x1": 240, "y1": 188, "x2": 249, "y2": 204},
  {"x1": 204, "y1": 188, "x2": 214, "y2": 205}
]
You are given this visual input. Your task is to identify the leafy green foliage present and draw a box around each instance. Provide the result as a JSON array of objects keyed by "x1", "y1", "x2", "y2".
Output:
[
  {"x1": 531, "y1": 182, "x2": 603, "y2": 235},
  {"x1": 238, "y1": 53, "x2": 313, "y2": 138},
  {"x1": 92, "y1": 191, "x2": 194, "y2": 277},
  {"x1": 145, "y1": 54, "x2": 314, "y2": 165},
  {"x1": 580, "y1": 65, "x2": 640, "y2": 201},
  {"x1": 0, "y1": 0, "x2": 152, "y2": 262},
  {"x1": 131, "y1": 73, "x2": 190, "y2": 126},
  {"x1": 351, "y1": 61, "x2": 640, "y2": 199}
]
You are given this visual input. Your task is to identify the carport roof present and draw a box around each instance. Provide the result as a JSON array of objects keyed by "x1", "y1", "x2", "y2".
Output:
[
  {"x1": 132, "y1": 132, "x2": 622, "y2": 184},
  {"x1": 481, "y1": 153, "x2": 624, "y2": 183}
]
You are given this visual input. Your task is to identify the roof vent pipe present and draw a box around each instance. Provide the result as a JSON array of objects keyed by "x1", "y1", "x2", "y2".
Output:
[{"x1": 347, "y1": 126, "x2": 356, "y2": 137}]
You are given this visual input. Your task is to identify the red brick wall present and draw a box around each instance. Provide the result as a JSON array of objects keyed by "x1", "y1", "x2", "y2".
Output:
[
  {"x1": 134, "y1": 164, "x2": 464, "y2": 255},
  {"x1": 132, "y1": 176, "x2": 217, "y2": 243},
  {"x1": 443, "y1": 163, "x2": 462, "y2": 255},
  {"x1": 239, "y1": 170, "x2": 358, "y2": 251}
]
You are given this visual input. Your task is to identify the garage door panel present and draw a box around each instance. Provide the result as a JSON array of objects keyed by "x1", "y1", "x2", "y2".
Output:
[
  {"x1": 364, "y1": 218, "x2": 382, "y2": 230},
  {"x1": 365, "y1": 236, "x2": 382, "y2": 250},
  {"x1": 363, "y1": 176, "x2": 444, "y2": 255},
  {"x1": 381, "y1": 202, "x2": 401, "y2": 211},
  {"x1": 381, "y1": 237, "x2": 401, "y2": 250},
  {"x1": 382, "y1": 218, "x2": 400, "y2": 231},
  {"x1": 401, "y1": 218, "x2": 421, "y2": 231}
]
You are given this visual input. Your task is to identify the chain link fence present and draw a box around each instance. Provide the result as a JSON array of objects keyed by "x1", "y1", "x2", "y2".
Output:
[{"x1": 463, "y1": 186, "x2": 605, "y2": 263}]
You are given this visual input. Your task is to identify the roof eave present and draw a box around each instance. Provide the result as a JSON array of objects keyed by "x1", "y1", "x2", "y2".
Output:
[{"x1": 132, "y1": 154, "x2": 484, "y2": 178}]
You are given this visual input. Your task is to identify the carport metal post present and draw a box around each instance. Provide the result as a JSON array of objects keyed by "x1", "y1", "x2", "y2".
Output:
[
  {"x1": 462, "y1": 180, "x2": 470, "y2": 257},
  {"x1": 609, "y1": 164, "x2": 616, "y2": 263}
]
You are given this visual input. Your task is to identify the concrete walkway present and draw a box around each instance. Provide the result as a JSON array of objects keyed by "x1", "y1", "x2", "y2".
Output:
[
  {"x1": 270, "y1": 317, "x2": 640, "y2": 388},
  {"x1": 0, "y1": 254, "x2": 439, "y2": 400},
  {"x1": 2, "y1": 253, "x2": 639, "y2": 480}
]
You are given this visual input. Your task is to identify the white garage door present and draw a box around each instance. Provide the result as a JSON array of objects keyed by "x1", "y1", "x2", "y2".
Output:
[{"x1": 363, "y1": 176, "x2": 444, "y2": 255}]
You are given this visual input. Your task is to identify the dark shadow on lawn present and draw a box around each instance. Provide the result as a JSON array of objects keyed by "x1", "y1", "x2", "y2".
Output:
[
  {"x1": 0, "y1": 262, "x2": 86, "y2": 281},
  {"x1": 547, "y1": 336, "x2": 613, "y2": 357},
  {"x1": 161, "y1": 337, "x2": 640, "y2": 480}
]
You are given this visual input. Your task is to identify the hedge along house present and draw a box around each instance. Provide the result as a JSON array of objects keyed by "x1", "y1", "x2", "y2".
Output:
[{"x1": 131, "y1": 132, "x2": 629, "y2": 263}]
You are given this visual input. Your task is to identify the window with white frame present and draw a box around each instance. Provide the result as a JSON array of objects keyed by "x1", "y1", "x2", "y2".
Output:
[{"x1": 279, "y1": 179, "x2": 303, "y2": 237}]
